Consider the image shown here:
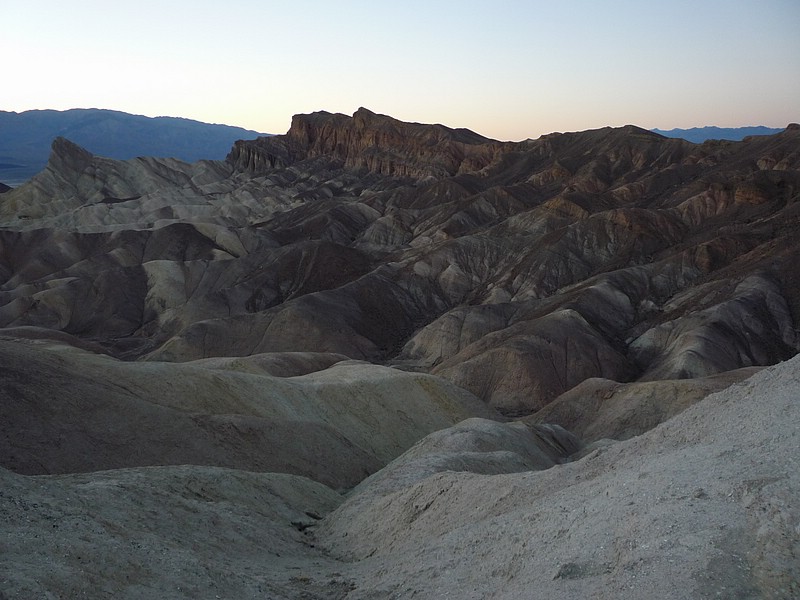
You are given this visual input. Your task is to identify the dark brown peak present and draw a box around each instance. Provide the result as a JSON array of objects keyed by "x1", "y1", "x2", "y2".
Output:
[
  {"x1": 619, "y1": 124, "x2": 665, "y2": 138},
  {"x1": 353, "y1": 106, "x2": 387, "y2": 123},
  {"x1": 274, "y1": 108, "x2": 505, "y2": 178},
  {"x1": 571, "y1": 125, "x2": 672, "y2": 146},
  {"x1": 352, "y1": 107, "x2": 405, "y2": 135},
  {"x1": 529, "y1": 124, "x2": 679, "y2": 156},
  {"x1": 285, "y1": 111, "x2": 350, "y2": 154},
  {"x1": 290, "y1": 110, "x2": 351, "y2": 130},
  {"x1": 226, "y1": 135, "x2": 291, "y2": 173},
  {"x1": 784, "y1": 123, "x2": 800, "y2": 132},
  {"x1": 350, "y1": 106, "x2": 441, "y2": 135},
  {"x1": 355, "y1": 108, "x2": 494, "y2": 145},
  {"x1": 289, "y1": 108, "x2": 493, "y2": 147}
]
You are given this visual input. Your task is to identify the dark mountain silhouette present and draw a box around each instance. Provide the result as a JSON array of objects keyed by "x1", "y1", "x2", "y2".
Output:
[
  {"x1": 652, "y1": 125, "x2": 784, "y2": 143},
  {"x1": 0, "y1": 108, "x2": 267, "y2": 186}
]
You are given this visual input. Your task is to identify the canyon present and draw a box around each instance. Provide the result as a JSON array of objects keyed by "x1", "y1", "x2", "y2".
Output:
[{"x1": 1, "y1": 108, "x2": 798, "y2": 598}]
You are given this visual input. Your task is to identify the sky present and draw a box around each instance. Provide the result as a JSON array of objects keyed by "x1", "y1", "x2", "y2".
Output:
[{"x1": 3, "y1": 0, "x2": 799, "y2": 141}]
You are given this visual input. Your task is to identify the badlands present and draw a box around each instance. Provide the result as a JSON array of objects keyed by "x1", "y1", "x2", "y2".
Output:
[{"x1": 1, "y1": 109, "x2": 798, "y2": 598}]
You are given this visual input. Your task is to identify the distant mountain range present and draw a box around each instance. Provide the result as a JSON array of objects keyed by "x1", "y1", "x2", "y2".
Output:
[
  {"x1": 651, "y1": 125, "x2": 784, "y2": 143},
  {"x1": 0, "y1": 108, "x2": 267, "y2": 186}
]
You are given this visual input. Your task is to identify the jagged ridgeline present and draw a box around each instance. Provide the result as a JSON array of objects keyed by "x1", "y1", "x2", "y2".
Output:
[{"x1": 1, "y1": 109, "x2": 798, "y2": 414}]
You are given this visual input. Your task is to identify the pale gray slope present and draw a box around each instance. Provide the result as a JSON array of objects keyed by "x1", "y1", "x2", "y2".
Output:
[
  {"x1": 0, "y1": 465, "x2": 345, "y2": 600},
  {"x1": 327, "y1": 418, "x2": 583, "y2": 526},
  {"x1": 1, "y1": 354, "x2": 798, "y2": 598},
  {"x1": 318, "y1": 355, "x2": 800, "y2": 599}
]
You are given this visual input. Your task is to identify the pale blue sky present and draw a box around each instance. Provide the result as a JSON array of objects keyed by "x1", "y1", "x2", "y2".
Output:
[{"x1": 3, "y1": 0, "x2": 799, "y2": 140}]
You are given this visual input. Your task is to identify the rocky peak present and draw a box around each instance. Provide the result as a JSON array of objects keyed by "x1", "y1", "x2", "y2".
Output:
[
  {"x1": 48, "y1": 136, "x2": 94, "y2": 176},
  {"x1": 229, "y1": 108, "x2": 503, "y2": 179}
]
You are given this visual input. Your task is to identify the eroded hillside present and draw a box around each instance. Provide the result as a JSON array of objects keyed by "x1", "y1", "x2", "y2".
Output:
[
  {"x1": 1, "y1": 110, "x2": 798, "y2": 415},
  {"x1": 1, "y1": 109, "x2": 799, "y2": 599}
]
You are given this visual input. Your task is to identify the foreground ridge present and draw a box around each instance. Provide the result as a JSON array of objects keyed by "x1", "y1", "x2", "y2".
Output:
[{"x1": 2, "y1": 348, "x2": 798, "y2": 598}]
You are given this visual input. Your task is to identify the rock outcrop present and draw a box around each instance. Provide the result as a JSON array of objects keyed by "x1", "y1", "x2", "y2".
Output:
[{"x1": 229, "y1": 107, "x2": 503, "y2": 178}]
